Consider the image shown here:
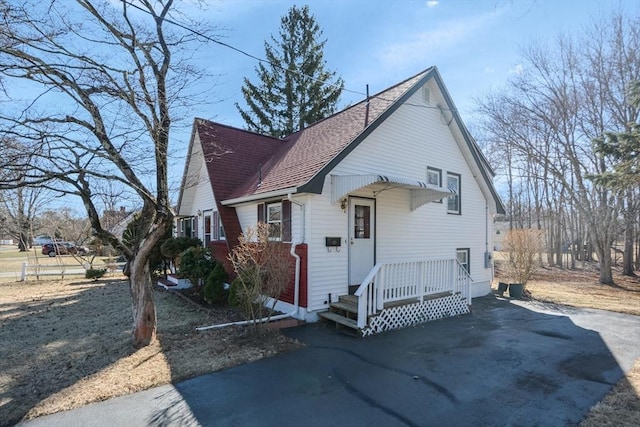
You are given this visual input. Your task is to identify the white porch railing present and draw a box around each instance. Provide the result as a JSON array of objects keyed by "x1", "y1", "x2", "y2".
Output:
[{"x1": 354, "y1": 258, "x2": 472, "y2": 328}]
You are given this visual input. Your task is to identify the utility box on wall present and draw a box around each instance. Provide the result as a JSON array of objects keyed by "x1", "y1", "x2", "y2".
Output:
[
  {"x1": 325, "y1": 237, "x2": 341, "y2": 247},
  {"x1": 484, "y1": 251, "x2": 492, "y2": 269}
]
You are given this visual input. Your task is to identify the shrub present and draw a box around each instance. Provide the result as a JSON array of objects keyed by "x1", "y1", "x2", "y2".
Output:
[
  {"x1": 178, "y1": 246, "x2": 216, "y2": 287},
  {"x1": 85, "y1": 268, "x2": 107, "y2": 281},
  {"x1": 228, "y1": 277, "x2": 242, "y2": 307},
  {"x1": 204, "y1": 263, "x2": 229, "y2": 305},
  {"x1": 229, "y1": 223, "x2": 292, "y2": 334},
  {"x1": 160, "y1": 236, "x2": 202, "y2": 273},
  {"x1": 503, "y1": 228, "x2": 544, "y2": 290}
]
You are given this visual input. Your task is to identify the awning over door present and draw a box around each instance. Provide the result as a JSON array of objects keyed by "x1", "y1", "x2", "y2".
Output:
[{"x1": 331, "y1": 174, "x2": 455, "y2": 211}]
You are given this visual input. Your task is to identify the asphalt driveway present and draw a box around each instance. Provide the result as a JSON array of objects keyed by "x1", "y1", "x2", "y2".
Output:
[{"x1": 18, "y1": 295, "x2": 640, "y2": 426}]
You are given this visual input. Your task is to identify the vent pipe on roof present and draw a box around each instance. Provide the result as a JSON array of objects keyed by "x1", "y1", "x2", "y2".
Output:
[
  {"x1": 258, "y1": 165, "x2": 263, "y2": 187},
  {"x1": 364, "y1": 84, "x2": 370, "y2": 128}
]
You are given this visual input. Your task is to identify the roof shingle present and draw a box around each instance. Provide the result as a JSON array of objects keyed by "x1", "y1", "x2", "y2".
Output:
[{"x1": 196, "y1": 69, "x2": 432, "y2": 202}]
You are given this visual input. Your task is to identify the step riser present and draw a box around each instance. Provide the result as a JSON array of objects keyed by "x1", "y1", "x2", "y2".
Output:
[{"x1": 321, "y1": 293, "x2": 469, "y2": 336}]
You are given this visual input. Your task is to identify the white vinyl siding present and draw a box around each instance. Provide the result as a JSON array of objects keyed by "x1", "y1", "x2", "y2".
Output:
[
  {"x1": 177, "y1": 131, "x2": 217, "y2": 241},
  {"x1": 306, "y1": 82, "x2": 493, "y2": 303},
  {"x1": 306, "y1": 184, "x2": 349, "y2": 310},
  {"x1": 227, "y1": 80, "x2": 496, "y2": 312}
]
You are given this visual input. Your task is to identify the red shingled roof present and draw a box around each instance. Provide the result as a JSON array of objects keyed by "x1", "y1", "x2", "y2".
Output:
[{"x1": 195, "y1": 68, "x2": 432, "y2": 203}]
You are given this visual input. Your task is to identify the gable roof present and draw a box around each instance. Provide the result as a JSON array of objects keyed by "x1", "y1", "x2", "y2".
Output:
[{"x1": 185, "y1": 66, "x2": 505, "y2": 215}]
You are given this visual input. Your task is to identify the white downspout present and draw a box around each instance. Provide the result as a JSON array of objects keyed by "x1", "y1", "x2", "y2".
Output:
[
  {"x1": 196, "y1": 194, "x2": 305, "y2": 331},
  {"x1": 286, "y1": 193, "x2": 305, "y2": 317}
]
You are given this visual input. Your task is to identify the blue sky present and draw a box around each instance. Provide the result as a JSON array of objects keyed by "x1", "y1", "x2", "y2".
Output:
[
  {"x1": 42, "y1": 0, "x2": 639, "y2": 212},
  {"x1": 190, "y1": 0, "x2": 638, "y2": 129}
]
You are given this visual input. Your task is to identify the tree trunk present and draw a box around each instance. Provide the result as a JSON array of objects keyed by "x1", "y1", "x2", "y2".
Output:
[
  {"x1": 599, "y1": 249, "x2": 614, "y2": 284},
  {"x1": 623, "y1": 192, "x2": 636, "y2": 276},
  {"x1": 129, "y1": 256, "x2": 157, "y2": 347},
  {"x1": 623, "y1": 221, "x2": 634, "y2": 276}
]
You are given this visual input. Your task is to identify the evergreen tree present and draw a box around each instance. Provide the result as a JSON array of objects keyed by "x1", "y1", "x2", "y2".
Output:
[
  {"x1": 592, "y1": 81, "x2": 640, "y2": 190},
  {"x1": 236, "y1": 5, "x2": 344, "y2": 138}
]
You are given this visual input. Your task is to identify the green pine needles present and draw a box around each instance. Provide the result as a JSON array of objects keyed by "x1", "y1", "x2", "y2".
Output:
[{"x1": 236, "y1": 5, "x2": 344, "y2": 138}]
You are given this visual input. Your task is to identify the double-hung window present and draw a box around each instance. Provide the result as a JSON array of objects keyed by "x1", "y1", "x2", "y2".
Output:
[
  {"x1": 257, "y1": 200, "x2": 292, "y2": 242},
  {"x1": 427, "y1": 166, "x2": 442, "y2": 203},
  {"x1": 447, "y1": 172, "x2": 461, "y2": 214},
  {"x1": 267, "y1": 203, "x2": 282, "y2": 240}
]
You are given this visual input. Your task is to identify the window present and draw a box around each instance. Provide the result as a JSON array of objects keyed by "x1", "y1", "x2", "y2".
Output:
[
  {"x1": 422, "y1": 86, "x2": 430, "y2": 104},
  {"x1": 218, "y1": 214, "x2": 226, "y2": 240},
  {"x1": 354, "y1": 205, "x2": 371, "y2": 239},
  {"x1": 203, "y1": 213, "x2": 212, "y2": 245},
  {"x1": 457, "y1": 248, "x2": 470, "y2": 273},
  {"x1": 212, "y1": 211, "x2": 225, "y2": 241},
  {"x1": 180, "y1": 217, "x2": 194, "y2": 238},
  {"x1": 267, "y1": 203, "x2": 282, "y2": 240},
  {"x1": 427, "y1": 166, "x2": 442, "y2": 203},
  {"x1": 447, "y1": 172, "x2": 461, "y2": 214},
  {"x1": 257, "y1": 200, "x2": 291, "y2": 242}
]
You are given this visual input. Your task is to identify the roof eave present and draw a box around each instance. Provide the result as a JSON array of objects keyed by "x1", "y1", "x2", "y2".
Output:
[{"x1": 221, "y1": 187, "x2": 299, "y2": 206}]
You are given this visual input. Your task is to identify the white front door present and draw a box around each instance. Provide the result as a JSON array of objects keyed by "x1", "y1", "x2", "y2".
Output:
[{"x1": 349, "y1": 198, "x2": 375, "y2": 287}]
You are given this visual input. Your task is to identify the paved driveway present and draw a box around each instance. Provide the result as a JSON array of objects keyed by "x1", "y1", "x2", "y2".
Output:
[{"x1": 18, "y1": 296, "x2": 640, "y2": 427}]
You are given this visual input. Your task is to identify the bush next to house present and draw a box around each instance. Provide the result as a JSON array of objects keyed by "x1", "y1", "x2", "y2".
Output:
[
  {"x1": 178, "y1": 246, "x2": 217, "y2": 289},
  {"x1": 229, "y1": 223, "x2": 292, "y2": 334},
  {"x1": 160, "y1": 236, "x2": 202, "y2": 274},
  {"x1": 204, "y1": 263, "x2": 229, "y2": 305}
]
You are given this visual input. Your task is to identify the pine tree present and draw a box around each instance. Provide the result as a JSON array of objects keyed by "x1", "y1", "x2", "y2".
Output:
[
  {"x1": 236, "y1": 5, "x2": 344, "y2": 138},
  {"x1": 592, "y1": 81, "x2": 640, "y2": 190}
]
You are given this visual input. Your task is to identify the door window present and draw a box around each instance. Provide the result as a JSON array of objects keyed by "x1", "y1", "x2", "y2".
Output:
[{"x1": 354, "y1": 205, "x2": 370, "y2": 239}]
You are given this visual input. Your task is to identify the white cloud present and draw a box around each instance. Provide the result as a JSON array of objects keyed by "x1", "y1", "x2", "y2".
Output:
[
  {"x1": 426, "y1": 1, "x2": 439, "y2": 7},
  {"x1": 377, "y1": 12, "x2": 499, "y2": 70},
  {"x1": 509, "y1": 64, "x2": 524, "y2": 75},
  {"x1": 484, "y1": 67, "x2": 495, "y2": 73}
]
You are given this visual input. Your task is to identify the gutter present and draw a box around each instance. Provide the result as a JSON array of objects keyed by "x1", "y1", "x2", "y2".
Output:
[{"x1": 221, "y1": 187, "x2": 298, "y2": 206}]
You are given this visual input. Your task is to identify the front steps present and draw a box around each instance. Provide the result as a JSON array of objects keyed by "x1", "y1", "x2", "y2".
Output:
[
  {"x1": 319, "y1": 291, "x2": 470, "y2": 337},
  {"x1": 319, "y1": 295, "x2": 360, "y2": 335}
]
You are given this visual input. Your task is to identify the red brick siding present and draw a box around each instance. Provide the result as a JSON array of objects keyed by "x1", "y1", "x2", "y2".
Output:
[
  {"x1": 210, "y1": 241, "x2": 307, "y2": 308},
  {"x1": 279, "y1": 243, "x2": 308, "y2": 308},
  {"x1": 208, "y1": 241, "x2": 234, "y2": 281}
]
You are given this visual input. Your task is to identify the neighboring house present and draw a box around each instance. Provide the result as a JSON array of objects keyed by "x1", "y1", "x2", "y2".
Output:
[
  {"x1": 102, "y1": 206, "x2": 135, "y2": 239},
  {"x1": 176, "y1": 67, "x2": 505, "y2": 336}
]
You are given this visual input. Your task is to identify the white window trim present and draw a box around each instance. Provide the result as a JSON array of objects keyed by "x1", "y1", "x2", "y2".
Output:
[
  {"x1": 447, "y1": 172, "x2": 461, "y2": 214},
  {"x1": 456, "y1": 248, "x2": 470, "y2": 273},
  {"x1": 267, "y1": 202, "x2": 282, "y2": 241},
  {"x1": 427, "y1": 166, "x2": 442, "y2": 203}
]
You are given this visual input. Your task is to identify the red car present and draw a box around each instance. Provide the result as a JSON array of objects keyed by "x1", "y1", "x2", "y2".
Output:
[{"x1": 42, "y1": 242, "x2": 88, "y2": 257}]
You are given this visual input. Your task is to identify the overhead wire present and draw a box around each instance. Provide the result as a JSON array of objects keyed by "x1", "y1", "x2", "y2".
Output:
[{"x1": 119, "y1": 0, "x2": 456, "y2": 112}]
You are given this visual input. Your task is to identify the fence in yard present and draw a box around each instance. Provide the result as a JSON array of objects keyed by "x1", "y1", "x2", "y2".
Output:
[{"x1": 20, "y1": 260, "x2": 126, "y2": 281}]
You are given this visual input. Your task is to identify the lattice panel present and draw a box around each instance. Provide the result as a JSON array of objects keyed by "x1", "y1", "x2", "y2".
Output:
[{"x1": 361, "y1": 294, "x2": 470, "y2": 337}]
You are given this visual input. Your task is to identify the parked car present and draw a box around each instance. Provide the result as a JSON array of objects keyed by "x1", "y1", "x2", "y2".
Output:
[{"x1": 42, "y1": 242, "x2": 89, "y2": 257}]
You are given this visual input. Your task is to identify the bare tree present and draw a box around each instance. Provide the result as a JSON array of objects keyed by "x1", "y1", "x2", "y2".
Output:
[
  {"x1": 478, "y1": 12, "x2": 640, "y2": 284},
  {"x1": 0, "y1": 185, "x2": 50, "y2": 250},
  {"x1": 0, "y1": 0, "x2": 211, "y2": 346}
]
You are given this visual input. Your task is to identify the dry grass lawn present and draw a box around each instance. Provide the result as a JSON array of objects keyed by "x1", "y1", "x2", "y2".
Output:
[
  {"x1": 1, "y1": 246, "x2": 638, "y2": 426},
  {"x1": 0, "y1": 278, "x2": 300, "y2": 426},
  {"x1": 495, "y1": 263, "x2": 640, "y2": 427}
]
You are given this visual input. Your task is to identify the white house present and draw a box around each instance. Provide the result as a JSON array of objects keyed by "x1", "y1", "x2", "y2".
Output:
[{"x1": 175, "y1": 67, "x2": 505, "y2": 336}]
